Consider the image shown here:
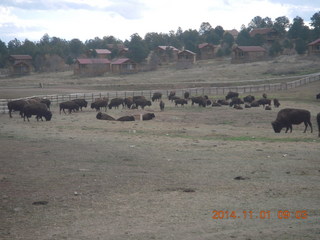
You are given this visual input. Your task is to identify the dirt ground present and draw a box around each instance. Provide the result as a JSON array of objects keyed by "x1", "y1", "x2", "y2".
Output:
[{"x1": 1, "y1": 80, "x2": 320, "y2": 239}]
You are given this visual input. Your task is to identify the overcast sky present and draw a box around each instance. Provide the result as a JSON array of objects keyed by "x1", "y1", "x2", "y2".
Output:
[{"x1": 0, "y1": 0, "x2": 319, "y2": 44}]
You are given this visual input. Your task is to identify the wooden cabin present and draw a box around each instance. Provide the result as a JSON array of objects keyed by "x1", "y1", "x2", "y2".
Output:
[
  {"x1": 111, "y1": 58, "x2": 137, "y2": 74},
  {"x1": 154, "y1": 46, "x2": 179, "y2": 64},
  {"x1": 177, "y1": 50, "x2": 196, "y2": 63},
  {"x1": 74, "y1": 58, "x2": 111, "y2": 76},
  {"x1": 198, "y1": 43, "x2": 215, "y2": 60},
  {"x1": 8, "y1": 55, "x2": 33, "y2": 75},
  {"x1": 232, "y1": 46, "x2": 267, "y2": 63},
  {"x1": 308, "y1": 38, "x2": 320, "y2": 55},
  {"x1": 88, "y1": 49, "x2": 111, "y2": 59}
]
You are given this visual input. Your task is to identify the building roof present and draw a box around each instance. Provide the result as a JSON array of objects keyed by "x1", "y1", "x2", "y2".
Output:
[
  {"x1": 178, "y1": 50, "x2": 196, "y2": 55},
  {"x1": 235, "y1": 46, "x2": 266, "y2": 52},
  {"x1": 198, "y1": 43, "x2": 214, "y2": 49},
  {"x1": 10, "y1": 55, "x2": 32, "y2": 60},
  {"x1": 94, "y1": 49, "x2": 111, "y2": 54},
  {"x1": 111, "y1": 58, "x2": 133, "y2": 65},
  {"x1": 249, "y1": 28, "x2": 275, "y2": 37},
  {"x1": 76, "y1": 58, "x2": 111, "y2": 65},
  {"x1": 308, "y1": 38, "x2": 320, "y2": 46},
  {"x1": 157, "y1": 46, "x2": 179, "y2": 52}
]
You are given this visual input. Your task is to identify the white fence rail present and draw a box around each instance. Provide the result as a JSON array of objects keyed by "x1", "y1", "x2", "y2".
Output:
[{"x1": 1, "y1": 73, "x2": 320, "y2": 114}]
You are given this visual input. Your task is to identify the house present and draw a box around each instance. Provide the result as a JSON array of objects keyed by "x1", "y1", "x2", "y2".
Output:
[
  {"x1": 111, "y1": 58, "x2": 137, "y2": 74},
  {"x1": 249, "y1": 28, "x2": 279, "y2": 45},
  {"x1": 177, "y1": 50, "x2": 196, "y2": 63},
  {"x1": 74, "y1": 58, "x2": 111, "y2": 76},
  {"x1": 308, "y1": 38, "x2": 320, "y2": 55},
  {"x1": 232, "y1": 46, "x2": 267, "y2": 63},
  {"x1": 88, "y1": 49, "x2": 111, "y2": 59},
  {"x1": 8, "y1": 55, "x2": 33, "y2": 75},
  {"x1": 154, "y1": 46, "x2": 179, "y2": 64},
  {"x1": 198, "y1": 43, "x2": 215, "y2": 60}
]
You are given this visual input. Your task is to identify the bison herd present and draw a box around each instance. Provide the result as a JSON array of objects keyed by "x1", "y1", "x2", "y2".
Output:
[{"x1": 6, "y1": 91, "x2": 320, "y2": 137}]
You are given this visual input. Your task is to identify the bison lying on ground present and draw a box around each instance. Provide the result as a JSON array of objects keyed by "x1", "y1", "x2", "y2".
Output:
[
  {"x1": 225, "y1": 91, "x2": 239, "y2": 100},
  {"x1": 152, "y1": 92, "x2": 162, "y2": 102},
  {"x1": 142, "y1": 113, "x2": 155, "y2": 120},
  {"x1": 96, "y1": 112, "x2": 115, "y2": 120},
  {"x1": 271, "y1": 108, "x2": 313, "y2": 133},
  {"x1": 7, "y1": 99, "x2": 29, "y2": 118},
  {"x1": 117, "y1": 116, "x2": 135, "y2": 121},
  {"x1": 217, "y1": 99, "x2": 229, "y2": 105},
  {"x1": 22, "y1": 102, "x2": 52, "y2": 122},
  {"x1": 60, "y1": 101, "x2": 79, "y2": 114},
  {"x1": 72, "y1": 99, "x2": 88, "y2": 111},
  {"x1": 317, "y1": 113, "x2": 320, "y2": 137}
]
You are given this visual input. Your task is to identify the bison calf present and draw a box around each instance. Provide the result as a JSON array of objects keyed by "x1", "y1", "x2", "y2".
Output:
[
  {"x1": 271, "y1": 108, "x2": 313, "y2": 133},
  {"x1": 96, "y1": 112, "x2": 115, "y2": 121}
]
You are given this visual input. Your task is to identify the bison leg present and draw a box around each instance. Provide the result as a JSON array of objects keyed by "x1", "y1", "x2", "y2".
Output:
[{"x1": 304, "y1": 121, "x2": 313, "y2": 133}]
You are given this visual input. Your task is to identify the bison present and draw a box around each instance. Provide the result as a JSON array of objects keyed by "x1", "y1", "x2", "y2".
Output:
[
  {"x1": 72, "y1": 99, "x2": 88, "y2": 111},
  {"x1": 7, "y1": 99, "x2": 29, "y2": 118},
  {"x1": 159, "y1": 100, "x2": 165, "y2": 111},
  {"x1": 108, "y1": 98, "x2": 124, "y2": 109},
  {"x1": 60, "y1": 101, "x2": 79, "y2": 114},
  {"x1": 124, "y1": 97, "x2": 134, "y2": 109},
  {"x1": 316, "y1": 93, "x2": 320, "y2": 99},
  {"x1": 229, "y1": 97, "x2": 244, "y2": 107},
  {"x1": 317, "y1": 113, "x2": 320, "y2": 137},
  {"x1": 243, "y1": 95, "x2": 255, "y2": 103},
  {"x1": 257, "y1": 98, "x2": 271, "y2": 107},
  {"x1": 117, "y1": 116, "x2": 135, "y2": 121},
  {"x1": 152, "y1": 92, "x2": 162, "y2": 102},
  {"x1": 134, "y1": 99, "x2": 152, "y2": 109},
  {"x1": 271, "y1": 108, "x2": 313, "y2": 133},
  {"x1": 250, "y1": 101, "x2": 260, "y2": 107},
  {"x1": 273, "y1": 98, "x2": 280, "y2": 108},
  {"x1": 142, "y1": 113, "x2": 155, "y2": 120},
  {"x1": 184, "y1": 91, "x2": 190, "y2": 99},
  {"x1": 22, "y1": 102, "x2": 52, "y2": 122},
  {"x1": 91, "y1": 98, "x2": 108, "y2": 111},
  {"x1": 225, "y1": 91, "x2": 239, "y2": 100},
  {"x1": 168, "y1": 91, "x2": 176, "y2": 101},
  {"x1": 212, "y1": 102, "x2": 222, "y2": 107},
  {"x1": 191, "y1": 96, "x2": 207, "y2": 107},
  {"x1": 96, "y1": 112, "x2": 115, "y2": 120},
  {"x1": 217, "y1": 99, "x2": 229, "y2": 105},
  {"x1": 175, "y1": 99, "x2": 188, "y2": 106},
  {"x1": 265, "y1": 106, "x2": 272, "y2": 110}
]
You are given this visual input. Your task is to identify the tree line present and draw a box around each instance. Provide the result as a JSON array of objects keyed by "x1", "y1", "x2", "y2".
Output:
[{"x1": 0, "y1": 12, "x2": 319, "y2": 70}]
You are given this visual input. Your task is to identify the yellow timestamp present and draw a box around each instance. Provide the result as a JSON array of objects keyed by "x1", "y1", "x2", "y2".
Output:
[{"x1": 212, "y1": 210, "x2": 308, "y2": 220}]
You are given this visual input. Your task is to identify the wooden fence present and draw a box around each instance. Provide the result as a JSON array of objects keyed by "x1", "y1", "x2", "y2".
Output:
[{"x1": 1, "y1": 73, "x2": 319, "y2": 114}]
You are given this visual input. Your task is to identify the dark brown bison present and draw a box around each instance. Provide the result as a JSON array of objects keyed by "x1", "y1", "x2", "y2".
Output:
[
  {"x1": 244, "y1": 104, "x2": 251, "y2": 108},
  {"x1": 152, "y1": 92, "x2": 162, "y2": 102},
  {"x1": 134, "y1": 99, "x2": 152, "y2": 109},
  {"x1": 225, "y1": 91, "x2": 239, "y2": 100},
  {"x1": 191, "y1": 96, "x2": 207, "y2": 107},
  {"x1": 159, "y1": 100, "x2": 165, "y2": 111},
  {"x1": 96, "y1": 112, "x2": 115, "y2": 120},
  {"x1": 265, "y1": 106, "x2": 272, "y2": 110},
  {"x1": 243, "y1": 95, "x2": 255, "y2": 103},
  {"x1": 317, "y1": 113, "x2": 320, "y2": 137},
  {"x1": 257, "y1": 98, "x2": 271, "y2": 107},
  {"x1": 271, "y1": 108, "x2": 313, "y2": 133},
  {"x1": 316, "y1": 93, "x2": 320, "y2": 99},
  {"x1": 233, "y1": 104, "x2": 243, "y2": 110},
  {"x1": 168, "y1": 91, "x2": 176, "y2": 101},
  {"x1": 273, "y1": 98, "x2": 280, "y2": 108},
  {"x1": 7, "y1": 99, "x2": 29, "y2": 118},
  {"x1": 108, "y1": 98, "x2": 124, "y2": 109},
  {"x1": 250, "y1": 101, "x2": 260, "y2": 107},
  {"x1": 124, "y1": 97, "x2": 134, "y2": 109},
  {"x1": 229, "y1": 97, "x2": 244, "y2": 107},
  {"x1": 72, "y1": 99, "x2": 88, "y2": 111},
  {"x1": 217, "y1": 99, "x2": 229, "y2": 105},
  {"x1": 212, "y1": 102, "x2": 222, "y2": 107},
  {"x1": 117, "y1": 116, "x2": 135, "y2": 121},
  {"x1": 22, "y1": 102, "x2": 52, "y2": 122},
  {"x1": 262, "y1": 93, "x2": 267, "y2": 99},
  {"x1": 30, "y1": 97, "x2": 51, "y2": 109},
  {"x1": 91, "y1": 98, "x2": 108, "y2": 111},
  {"x1": 142, "y1": 113, "x2": 155, "y2": 120},
  {"x1": 184, "y1": 91, "x2": 190, "y2": 99},
  {"x1": 175, "y1": 99, "x2": 188, "y2": 106},
  {"x1": 60, "y1": 101, "x2": 79, "y2": 114},
  {"x1": 133, "y1": 96, "x2": 146, "y2": 102}
]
